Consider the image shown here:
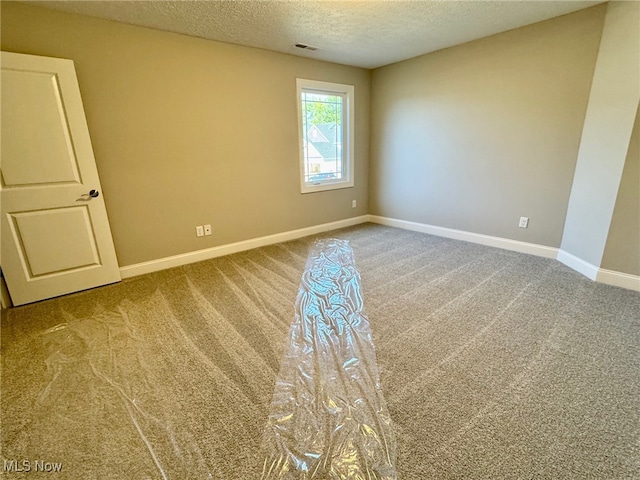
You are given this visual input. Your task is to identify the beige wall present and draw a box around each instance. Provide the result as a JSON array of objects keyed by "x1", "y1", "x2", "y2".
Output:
[
  {"x1": 602, "y1": 106, "x2": 640, "y2": 276},
  {"x1": 370, "y1": 5, "x2": 606, "y2": 247},
  {"x1": 1, "y1": 2, "x2": 370, "y2": 266}
]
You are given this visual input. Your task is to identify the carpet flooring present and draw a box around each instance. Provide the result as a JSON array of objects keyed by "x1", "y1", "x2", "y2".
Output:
[{"x1": 1, "y1": 223, "x2": 639, "y2": 479}]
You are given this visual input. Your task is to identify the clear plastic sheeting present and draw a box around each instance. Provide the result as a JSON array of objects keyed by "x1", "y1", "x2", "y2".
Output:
[
  {"x1": 34, "y1": 309, "x2": 206, "y2": 480},
  {"x1": 261, "y1": 239, "x2": 397, "y2": 480}
]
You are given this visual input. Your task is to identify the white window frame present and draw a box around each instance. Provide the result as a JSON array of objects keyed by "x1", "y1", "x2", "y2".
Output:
[{"x1": 296, "y1": 78, "x2": 354, "y2": 194}]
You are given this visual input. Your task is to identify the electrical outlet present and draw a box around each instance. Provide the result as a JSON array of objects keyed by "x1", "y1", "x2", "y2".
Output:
[
  {"x1": 352, "y1": 200, "x2": 357, "y2": 208},
  {"x1": 519, "y1": 217, "x2": 529, "y2": 228},
  {"x1": 196, "y1": 225, "x2": 204, "y2": 237},
  {"x1": 204, "y1": 224, "x2": 212, "y2": 236}
]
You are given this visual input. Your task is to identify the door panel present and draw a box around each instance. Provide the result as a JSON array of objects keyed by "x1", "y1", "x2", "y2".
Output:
[
  {"x1": 1, "y1": 52, "x2": 121, "y2": 306},
  {"x1": 2, "y1": 69, "x2": 81, "y2": 186},
  {"x1": 9, "y1": 206, "x2": 100, "y2": 277}
]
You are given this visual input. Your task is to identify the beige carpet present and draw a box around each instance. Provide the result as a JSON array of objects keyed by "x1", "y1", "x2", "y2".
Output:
[{"x1": 2, "y1": 223, "x2": 639, "y2": 479}]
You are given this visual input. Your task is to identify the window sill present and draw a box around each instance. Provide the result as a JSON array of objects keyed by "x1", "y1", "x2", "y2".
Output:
[{"x1": 301, "y1": 180, "x2": 354, "y2": 194}]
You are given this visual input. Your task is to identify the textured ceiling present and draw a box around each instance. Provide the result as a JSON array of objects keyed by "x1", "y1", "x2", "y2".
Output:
[{"x1": 23, "y1": 0, "x2": 604, "y2": 69}]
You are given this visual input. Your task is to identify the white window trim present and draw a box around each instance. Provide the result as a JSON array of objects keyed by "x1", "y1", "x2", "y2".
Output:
[{"x1": 296, "y1": 78, "x2": 355, "y2": 194}]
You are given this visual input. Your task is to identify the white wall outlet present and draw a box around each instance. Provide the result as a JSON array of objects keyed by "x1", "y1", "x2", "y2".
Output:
[
  {"x1": 519, "y1": 216, "x2": 529, "y2": 228},
  {"x1": 204, "y1": 224, "x2": 212, "y2": 236},
  {"x1": 352, "y1": 199, "x2": 357, "y2": 208},
  {"x1": 196, "y1": 225, "x2": 204, "y2": 237}
]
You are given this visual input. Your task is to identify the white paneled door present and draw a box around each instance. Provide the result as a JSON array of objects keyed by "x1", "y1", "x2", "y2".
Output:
[{"x1": 1, "y1": 52, "x2": 120, "y2": 306}]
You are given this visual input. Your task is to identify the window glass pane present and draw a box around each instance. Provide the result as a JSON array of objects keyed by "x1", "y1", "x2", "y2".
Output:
[{"x1": 301, "y1": 91, "x2": 343, "y2": 184}]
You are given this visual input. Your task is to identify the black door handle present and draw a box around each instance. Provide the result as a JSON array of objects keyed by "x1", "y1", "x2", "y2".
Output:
[{"x1": 89, "y1": 189, "x2": 99, "y2": 198}]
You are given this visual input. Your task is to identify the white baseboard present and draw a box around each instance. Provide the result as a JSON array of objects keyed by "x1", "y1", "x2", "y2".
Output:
[
  {"x1": 120, "y1": 213, "x2": 640, "y2": 293},
  {"x1": 120, "y1": 215, "x2": 369, "y2": 279},
  {"x1": 556, "y1": 250, "x2": 640, "y2": 291},
  {"x1": 556, "y1": 249, "x2": 599, "y2": 281},
  {"x1": 367, "y1": 215, "x2": 559, "y2": 259},
  {"x1": 596, "y1": 268, "x2": 640, "y2": 292},
  {"x1": 370, "y1": 216, "x2": 639, "y2": 292}
]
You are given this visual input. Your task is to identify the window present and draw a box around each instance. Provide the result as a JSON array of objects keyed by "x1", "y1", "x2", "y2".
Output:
[{"x1": 297, "y1": 79, "x2": 354, "y2": 193}]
